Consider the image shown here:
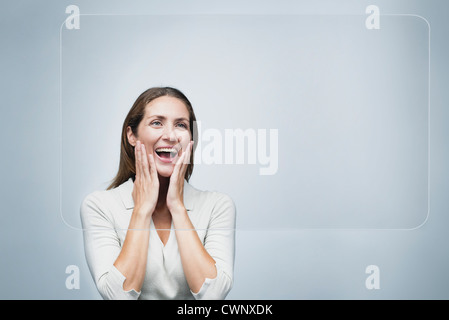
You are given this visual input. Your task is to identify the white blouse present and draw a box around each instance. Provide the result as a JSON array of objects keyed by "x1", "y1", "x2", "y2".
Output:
[{"x1": 80, "y1": 178, "x2": 236, "y2": 300}]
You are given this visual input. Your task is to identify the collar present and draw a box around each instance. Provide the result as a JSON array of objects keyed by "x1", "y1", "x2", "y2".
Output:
[{"x1": 118, "y1": 178, "x2": 195, "y2": 211}]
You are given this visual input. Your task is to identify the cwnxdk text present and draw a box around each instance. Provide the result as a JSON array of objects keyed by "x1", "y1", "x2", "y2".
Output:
[{"x1": 177, "y1": 304, "x2": 273, "y2": 317}]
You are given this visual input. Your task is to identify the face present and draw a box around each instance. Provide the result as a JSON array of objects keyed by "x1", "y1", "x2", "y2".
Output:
[{"x1": 127, "y1": 96, "x2": 192, "y2": 178}]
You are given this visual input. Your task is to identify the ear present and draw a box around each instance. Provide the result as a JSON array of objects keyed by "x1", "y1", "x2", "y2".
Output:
[{"x1": 126, "y1": 126, "x2": 137, "y2": 147}]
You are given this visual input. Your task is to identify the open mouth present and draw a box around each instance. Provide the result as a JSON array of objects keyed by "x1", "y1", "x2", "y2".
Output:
[{"x1": 154, "y1": 146, "x2": 179, "y2": 163}]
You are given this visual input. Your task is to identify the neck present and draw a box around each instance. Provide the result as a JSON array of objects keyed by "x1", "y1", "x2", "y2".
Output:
[{"x1": 156, "y1": 175, "x2": 170, "y2": 212}]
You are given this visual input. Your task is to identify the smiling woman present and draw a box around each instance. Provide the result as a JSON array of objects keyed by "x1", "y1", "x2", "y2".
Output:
[
  {"x1": 80, "y1": 87, "x2": 236, "y2": 300},
  {"x1": 111, "y1": 87, "x2": 198, "y2": 187},
  {"x1": 125, "y1": 94, "x2": 193, "y2": 179}
]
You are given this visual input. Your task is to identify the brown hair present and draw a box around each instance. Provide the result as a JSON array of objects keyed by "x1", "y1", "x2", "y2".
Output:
[{"x1": 107, "y1": 87, "x2": 198, "y2": 190}]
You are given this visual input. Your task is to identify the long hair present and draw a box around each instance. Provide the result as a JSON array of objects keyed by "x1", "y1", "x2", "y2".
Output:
[{"x1": 107, "y1": 87, "x2": 198, "y2": 190}]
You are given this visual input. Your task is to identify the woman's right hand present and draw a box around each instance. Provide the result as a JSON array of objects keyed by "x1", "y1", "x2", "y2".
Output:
[{"x1": 132, "y1": 140, "x2": 159, "y2": 217}]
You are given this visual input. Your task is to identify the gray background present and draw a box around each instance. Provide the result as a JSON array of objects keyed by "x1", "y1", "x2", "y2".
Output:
[{"x1": 1, "y1": 0, "x2": 448, "y2": 299}]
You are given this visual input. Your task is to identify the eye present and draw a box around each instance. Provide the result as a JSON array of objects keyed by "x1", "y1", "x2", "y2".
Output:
[
  {"x1": 150, "y1": 120, "x2": 162, "y2": 126},
  {"x1": 176, "y1": 122, "x2": 188, "y2": 129}
]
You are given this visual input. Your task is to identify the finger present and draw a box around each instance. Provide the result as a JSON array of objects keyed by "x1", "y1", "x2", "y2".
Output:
[
  {"x1": 135, "y1": 141, "x2": 141, "y2": 178},
  {"x1": 171, "y1": 149, "x2": 185, "y2": 181},
  {"x1": 138, "y1": 141, "x2": 145, "y2": 180},
  {"x1": 183, "y1": 141, "x2": 193, "y2": 165},
  {"x1": 177, "y1": 141, "x2": 191, "y2": 174},
  {"x1": 148, "y1": 153, "x2": 158, "y2": 180},
  {"x1": 176, "y1": 142, "x2": 191, "y2": 180},
  {"x1": 140, "y1": 143, "x2": 150, "y2": 179}
]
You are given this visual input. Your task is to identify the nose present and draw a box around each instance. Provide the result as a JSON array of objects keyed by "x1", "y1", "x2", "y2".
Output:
[{"x1": 161, "y1": 125, "x2": 179, "y2": 142}]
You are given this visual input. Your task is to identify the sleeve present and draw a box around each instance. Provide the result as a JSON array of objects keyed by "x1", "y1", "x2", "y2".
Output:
[
  {"x1": 191, "y1": 193, "x2": 236, "y2": 300},
  {"x1": 80, "y1": 192, "x2": 140, "y2": 300}
]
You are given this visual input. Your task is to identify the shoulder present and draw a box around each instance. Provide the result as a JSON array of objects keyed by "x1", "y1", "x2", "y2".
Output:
[
  {"x1": 81, "y1": 188, "x2": 118, "y2": 211},
  {"x1": 184, "y1": 184, "x2": 236, "y2": 228},
  {"x1": 80, "y1": 179, "x2": 133, "y2": 219},
  {"x1": 185, "y1": 182, "x2": 234, "y2": 206}
]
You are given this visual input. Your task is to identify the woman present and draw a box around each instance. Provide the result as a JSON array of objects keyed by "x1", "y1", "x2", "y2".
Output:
[{"x1": 80, "y1": 87, "x2": 236, "y2": 300}]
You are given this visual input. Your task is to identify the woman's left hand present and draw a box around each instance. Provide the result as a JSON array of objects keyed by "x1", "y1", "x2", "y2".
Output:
[{"x1": 167, "y1": 141, "x2": 194, "y2": 214}]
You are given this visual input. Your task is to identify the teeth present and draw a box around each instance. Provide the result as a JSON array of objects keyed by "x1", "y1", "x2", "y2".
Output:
[{"x1": 156, "y1": 148, "x2": 177, "y2": 153}]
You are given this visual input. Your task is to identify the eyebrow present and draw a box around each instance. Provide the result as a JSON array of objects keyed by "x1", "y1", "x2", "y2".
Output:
[{"x1": 146, "y1": 115, "x2": 189, "y2": 122}]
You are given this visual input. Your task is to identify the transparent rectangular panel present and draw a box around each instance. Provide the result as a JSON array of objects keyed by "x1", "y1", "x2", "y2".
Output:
[{"x1": 60, "y1": 14, "x2": 429, "y2": 230}]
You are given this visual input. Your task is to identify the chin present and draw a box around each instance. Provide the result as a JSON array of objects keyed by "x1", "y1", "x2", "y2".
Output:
[{"x1": 157, "y1": 168, "x2": 174, "y2": 178}]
